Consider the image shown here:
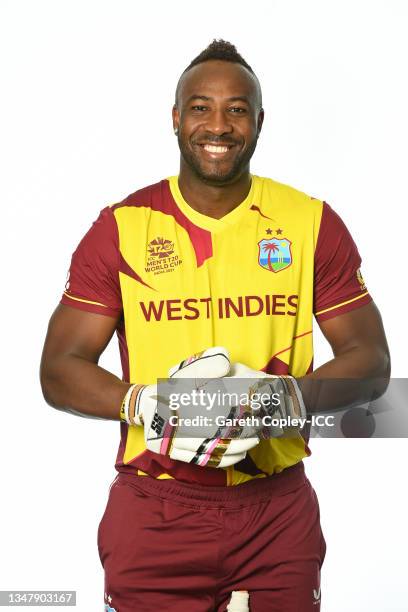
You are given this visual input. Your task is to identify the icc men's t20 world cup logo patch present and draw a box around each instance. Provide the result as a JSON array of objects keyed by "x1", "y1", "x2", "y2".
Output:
[
  {"x1": 258, "y1": 237, "x2": 293, "y2": 273},
  {"x1": 145, "y1": 236, "x2": 182, "y2": 276},
  {"x1": 148, "y1": 237, "x2": 175, "y2": 258}
]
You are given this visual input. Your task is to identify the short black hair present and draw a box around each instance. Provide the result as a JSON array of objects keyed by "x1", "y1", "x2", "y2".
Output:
[
  {"x1": 185, "y1": 39, "x2": 256, "y2": 75},
  {"x1": 175, "y1": 39, "x2": 262, "y2": 108}
]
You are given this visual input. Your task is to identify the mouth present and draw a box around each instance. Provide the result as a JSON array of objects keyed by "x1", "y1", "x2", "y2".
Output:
[{"x1": 195, "y1": 143, "x2": 237, "y2": 159}]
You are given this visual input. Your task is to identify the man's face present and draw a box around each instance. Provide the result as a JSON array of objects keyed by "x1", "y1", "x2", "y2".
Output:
[{"x1": 173, "y1": 60, "x2": 264, "y2": 185}]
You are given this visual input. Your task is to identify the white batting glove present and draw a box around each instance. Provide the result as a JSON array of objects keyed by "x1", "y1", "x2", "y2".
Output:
[{"x1": 121, "y1": 347, "x2": 260, "y2": 468}]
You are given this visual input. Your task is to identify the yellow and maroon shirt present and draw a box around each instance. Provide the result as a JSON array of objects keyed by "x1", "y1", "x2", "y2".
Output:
[{"x1": 61, "y1": 175, "x2": 371, "y2": 485}]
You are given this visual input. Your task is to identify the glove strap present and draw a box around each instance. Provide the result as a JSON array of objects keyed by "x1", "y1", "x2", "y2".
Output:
[{"x1": 119, "y1": 384, "x2": 144, "y2": 425}]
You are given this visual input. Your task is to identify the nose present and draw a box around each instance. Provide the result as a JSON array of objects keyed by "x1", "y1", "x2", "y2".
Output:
[{"x1": 205, "y1": 108, "x2": 233, "y2": 136}]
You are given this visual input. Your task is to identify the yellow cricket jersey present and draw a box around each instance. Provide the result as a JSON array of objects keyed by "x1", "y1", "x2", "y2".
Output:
[{"x1": 61, "y1": 175, "x2": 371, "y2": 485}]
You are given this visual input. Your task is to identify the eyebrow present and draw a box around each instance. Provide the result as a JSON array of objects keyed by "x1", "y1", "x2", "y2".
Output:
[{"x1": 186, "y1": 94, "x2": 251, "y2": 105}]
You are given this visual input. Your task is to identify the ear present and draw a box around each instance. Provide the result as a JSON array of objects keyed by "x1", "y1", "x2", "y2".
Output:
[
  {"x1": 257, "y1": 108, "x2": 265, "y2": 136},
  {"x1": 172, "y1": 104, "x2": 180, "y2": 133}
]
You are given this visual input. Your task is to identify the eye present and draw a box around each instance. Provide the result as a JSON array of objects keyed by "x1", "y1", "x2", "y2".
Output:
[
  {"x1": 191, "y1": 105, "x2": 208, "y2": 111},
  {"x1": 229, "y1": 107, "x2": 247, "y2": 113}
]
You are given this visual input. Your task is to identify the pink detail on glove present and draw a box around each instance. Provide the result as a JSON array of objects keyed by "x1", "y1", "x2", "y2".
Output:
[
  {"x1": 159, "y1": 420, "x2": 176, "y2": 455},
  {"x1": 197, "y1": 437, "x2": 223, "y2": 466}
]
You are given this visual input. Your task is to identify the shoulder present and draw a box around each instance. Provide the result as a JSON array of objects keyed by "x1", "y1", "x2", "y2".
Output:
[
  {"x1": 110, "y1": 178, "x2": 170, "y2": 213},
  {"x1": 254, "y1": 175, "x2": 324, "y2": 216},
  {"x1": 73, "y1": 179, "x2": 169, "y2": 251}
]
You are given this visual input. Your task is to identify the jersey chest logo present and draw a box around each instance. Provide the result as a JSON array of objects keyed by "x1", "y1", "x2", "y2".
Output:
[
  {"x1": 145, "y1": 236, "x2": 182, "y2": 276},
  {"x1": 258, "y1": 237, "x2": 293, "y2": 273}
]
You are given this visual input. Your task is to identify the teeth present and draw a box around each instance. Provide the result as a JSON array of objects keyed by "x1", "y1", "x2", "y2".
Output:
[{"x1": 203, "y1": 145, "x2": 229, "y2": 153}]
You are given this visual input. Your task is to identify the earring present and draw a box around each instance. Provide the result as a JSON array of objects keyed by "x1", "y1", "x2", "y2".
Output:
[{"x1": 174, "y1": 127, "x2": 179, "y2": 135}]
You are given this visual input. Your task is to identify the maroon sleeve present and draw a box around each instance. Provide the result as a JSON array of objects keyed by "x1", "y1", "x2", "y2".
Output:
[
  {"x1": 60, "y1": 206, "x2": 122, "y2": 317},
  {"x1": 314, "y1": 202, "x2": 372, "y2": 322}
]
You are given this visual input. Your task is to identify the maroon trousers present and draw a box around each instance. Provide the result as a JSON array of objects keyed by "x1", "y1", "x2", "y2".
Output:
[{"x1": 98, "y1": 462, "x2": 326, "y2": 611}]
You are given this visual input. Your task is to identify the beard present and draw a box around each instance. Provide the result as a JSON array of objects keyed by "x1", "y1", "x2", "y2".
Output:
[{"x1": 177, "y1": 134, "x2": 258, "y2": 185}]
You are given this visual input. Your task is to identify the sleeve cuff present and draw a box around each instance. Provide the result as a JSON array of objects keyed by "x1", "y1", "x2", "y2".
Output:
[
  {"x1": 60, "y1": 292, "x2": 122, "y2": 317},
  {"x1": 314, "y1": 292, "x2": 372, "y2": 322}
]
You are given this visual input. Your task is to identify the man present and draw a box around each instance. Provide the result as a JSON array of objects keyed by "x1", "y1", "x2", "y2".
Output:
[{"x1": 40, "y1": 40, "x2": 390, "y2": 611}]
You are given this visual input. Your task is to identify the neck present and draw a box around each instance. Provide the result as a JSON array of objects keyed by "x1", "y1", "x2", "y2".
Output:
[{"x1": 178, "y1": 163, "x2": 252, "y2": 220}]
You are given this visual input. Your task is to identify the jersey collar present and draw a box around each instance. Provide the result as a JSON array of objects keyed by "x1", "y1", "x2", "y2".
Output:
[{"x1": 167, "y1": 174, "x2": 260, "y2": 233}]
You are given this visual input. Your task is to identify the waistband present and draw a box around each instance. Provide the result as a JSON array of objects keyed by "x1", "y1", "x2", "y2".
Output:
[{"x1": 115, "y1": 461, "x2": 307, "y2": 508}]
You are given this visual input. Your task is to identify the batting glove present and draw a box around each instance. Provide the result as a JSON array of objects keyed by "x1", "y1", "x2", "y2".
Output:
[{"x1": 120, "y1": 347, "x2": 260, "y2": 468}]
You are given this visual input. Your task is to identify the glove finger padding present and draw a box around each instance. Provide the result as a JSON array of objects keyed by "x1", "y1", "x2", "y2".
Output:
[
  {"x1": 228, "y1": 362, "x2": 270, "y2": 378},
  {"x1": 148, "y1": 434, "x2": 252, "y2": 468},
  {"x1": 169, "y1": 346, "x2": 230, "y2": 379},
  {"x1": 169, "y1": 446, "x2": 248, "y2": 468},
  {"x1": 172, "y1": 436, "x2": 259, "y2": 454},
  {"x1": 146, "y1": 421, "x2": 255, "y2": 468}
]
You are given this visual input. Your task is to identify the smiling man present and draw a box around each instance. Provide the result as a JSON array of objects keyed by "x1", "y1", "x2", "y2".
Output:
[
  {"x1": 174, "y1": 54, "x2": 263, "y2": 197},
  {"x1": 40, "y1": 40, "x2": 390, "y2": 611}
]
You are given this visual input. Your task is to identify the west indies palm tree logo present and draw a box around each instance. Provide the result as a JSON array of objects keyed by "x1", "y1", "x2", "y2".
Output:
[{"x1": 258, "y1": 237, "x2": 292, "y2": 272}]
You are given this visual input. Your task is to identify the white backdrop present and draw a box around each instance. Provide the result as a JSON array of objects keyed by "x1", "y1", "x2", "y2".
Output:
[{"x1": 1, "y1": 1, "x2": 407, "y2": 610}]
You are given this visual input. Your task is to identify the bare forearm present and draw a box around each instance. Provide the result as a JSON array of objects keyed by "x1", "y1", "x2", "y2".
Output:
[
  {"x1": 298, "y1": 345, "x2": 391, "y2": 415},
  {"x1": 40, "y1": 354, "x2": 131, "y2": 420}
]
